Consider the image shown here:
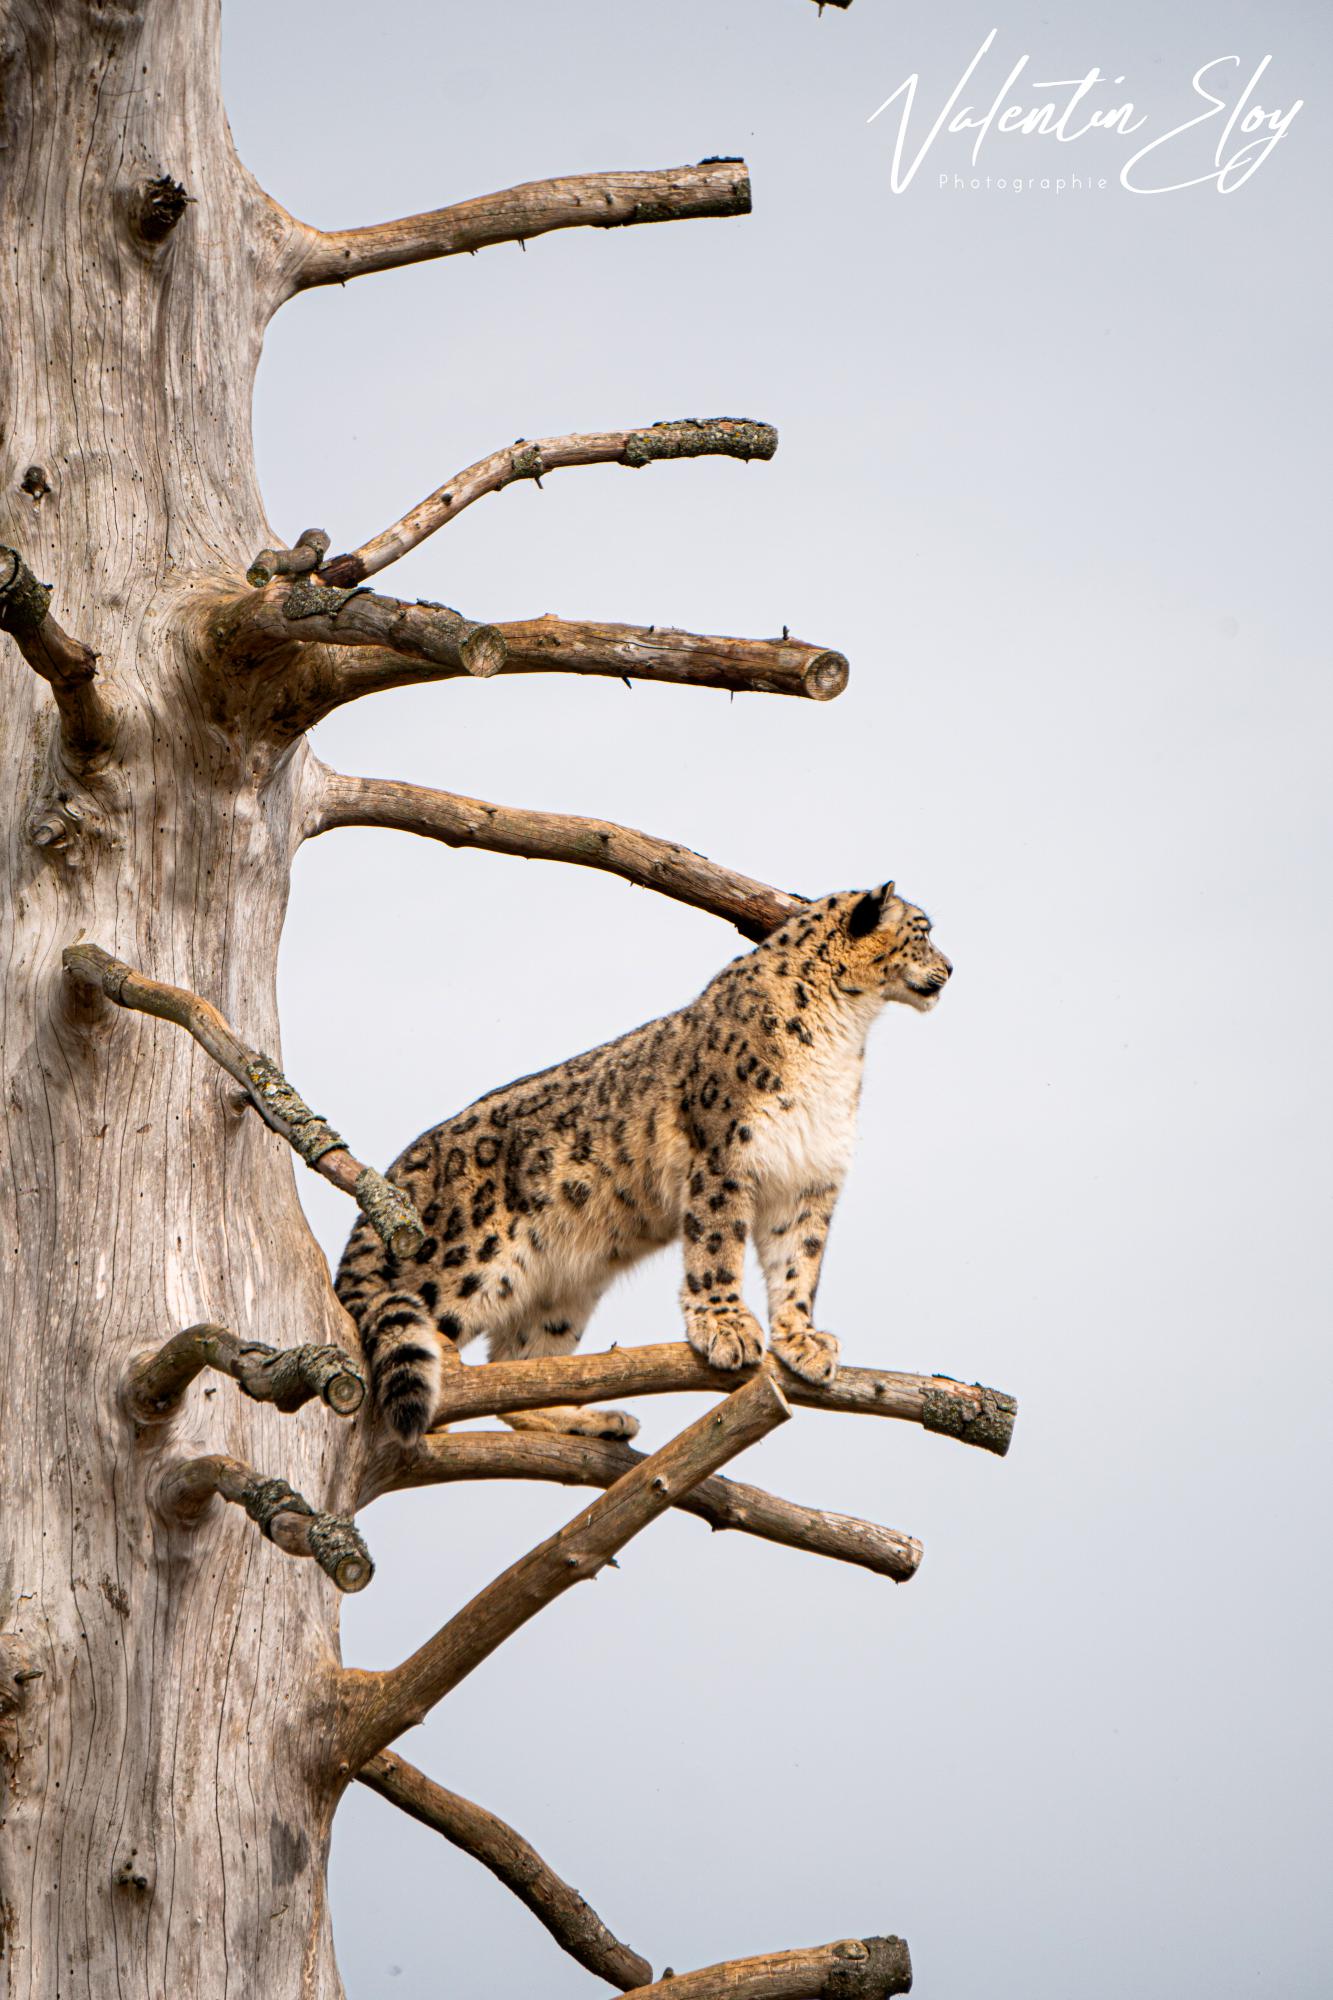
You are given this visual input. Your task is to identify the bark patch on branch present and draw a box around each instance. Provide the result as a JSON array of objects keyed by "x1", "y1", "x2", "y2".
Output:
[{"x1": 622, "y1": 1935, "x2": 912, "y2": 2000}]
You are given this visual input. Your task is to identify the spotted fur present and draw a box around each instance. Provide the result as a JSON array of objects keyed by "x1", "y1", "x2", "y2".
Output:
[{"x1": 336, "y1": 884, "x2": 951, "y2": 1443}]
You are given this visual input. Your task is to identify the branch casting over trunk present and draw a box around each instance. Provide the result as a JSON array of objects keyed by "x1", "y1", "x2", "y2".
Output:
[
  {"x1": 365, "y1": 1430, "x2": 923, "y2": 1583},
  {"x1": 61, "y1": 943, "x2": 423, "y2": 1255},
  {"x1": 421, "y1": 1343, "x2": 1017, "y2": 1455},
  {"x1": 358, "y1": 1751, "x2": 652, "y2": 1990},
  {"x1": 344, "y1": 1370, "x2": 791, "y2": 1762},
  {"x1": 289, "y1": 160, "x2": 752, "y2": 292},
  {"x1": 308, "y1": 764, "x2": 803, "y2": 941},
  {"x1": 0, "y1": 544, "x2": 116, "y2": 765},
  {"x1": 319, "y1": 419, "x2": 778, "y2": 587},
  {"x1": 125, "y1": 1322, "x2": 364, "y2": 1423},
  {"x1": 159, "y1": 1456, "x2": 372, "y2": 1593}
]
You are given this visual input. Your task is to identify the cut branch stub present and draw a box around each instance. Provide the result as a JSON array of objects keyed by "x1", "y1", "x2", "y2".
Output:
[
  {"x1": 0, "y1": 543, "x2": 116, "y2": 765},
  {"x1": 159, "y1": 1455, "x2": 373, "y2": 1593},
  {"x1": 422, "y1": 1343, "x2": 1017, "y2": 1456},
  {"x1": 358, "y1": 1751, "x2": 652, "y2": 1990},
  {"x1": 245, "y1": 527, "x2": 331, "y2": 589},
  {"x1": 364, "y1": 1430, "x2": 923, "y2": 1583},
  {"x1": 61, "y1": 943, "x2": 423, "y2": 1256},
  {"x1": 125, "y1": 1323, "x2": 364, "y2": 1424},
  {"x1": 290, "y1": 159, "x2": 752, "y2": 291},
  {"x1": 621, "y1": 1935, "x2": 912, "y2": 2000},
  {"x1": 344, "y1": 1369, "x2": 791, "y2": 1762},
  {"x1": 214, "y1": 578, "x2": 507, "y2": 683},
  {"x1": 496, "y1": 615, "x2": 849, "y2": 701},
  {"x1": 308, "y1": 764, "x2": 805, "y2": 942},
  {"x1": 319, "y1": 419, "x2": 778, "y2": 587}
]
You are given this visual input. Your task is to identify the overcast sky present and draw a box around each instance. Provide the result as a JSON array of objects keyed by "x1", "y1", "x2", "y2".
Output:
[{"x1": 224, "y1": 3, "x2": 1330, "y2": 1993}]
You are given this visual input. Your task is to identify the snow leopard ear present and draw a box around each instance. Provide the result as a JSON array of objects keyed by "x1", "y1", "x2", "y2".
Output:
[{"x1": 846, "y1": 882, "x2": 894, "y2": 938}]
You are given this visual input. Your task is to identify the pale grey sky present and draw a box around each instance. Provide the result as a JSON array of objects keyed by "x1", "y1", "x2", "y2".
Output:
[{"x1": 224, "y1": 3, "x2": 1330, "y2": 1993}]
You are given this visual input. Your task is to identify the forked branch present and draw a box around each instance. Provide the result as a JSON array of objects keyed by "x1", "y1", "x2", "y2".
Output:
[
  {"x1": 125, "y1": 1322, "x2": 364, "y2": 1424},
  {"x1": 422, "y1": 1344, "x2": 1017, "y2": 1456},
  {"x1": 342, "y1": 1370, "x2": 790, "y2": 1763},
  {"x1": 495, "y1": 616, "x2": 849, "y2": 702},
  {"x1": 289, "y1": 160, "x2": 751, "y2": 292},
  {"x1": 358, "y1": 1751, "x2": 652, "y2": 1990},
  {"x1": 0, "y1": 544, "x2": 116, "y2": 765},
  {"x1": 622, "y1": 1936, "x2": 912, "y2": 2000},
  {"x1": 61, "y1": 943, "x2": 423, "y2": 1256},
  {"x1": 158, "y1": 1456, "x2": 373, "y2": 1593},
  {"x1": 319, "y1": 419, "x2": 777, "y2": 587},
  {"x1": 307, "y1": 764, "x2": 802, "y2": 941},
  {"x1": 364, "y1": 1430, "x2": 922, "y2": 1583}
]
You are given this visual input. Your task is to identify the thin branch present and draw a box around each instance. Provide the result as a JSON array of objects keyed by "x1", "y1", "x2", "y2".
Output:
[
  {"x1": 343, "y1": 1370, "x2": 790, "y2": 1763},
  {"x1": 420, "y1": 1343, "x2": 1017, "y2": 1457},
  {"x1": 290, "y1": 160, "x2": 751, "y2": 292},
  {"x1": 158, "y1": 1455, "x2": 373, "y2": 1593},
  {"x1": 363, "y1": 1430, "x2": 923, "y2": 1584},
  {"x1": 495, "y1": 616, "x2": 849, "y2": 701},
  {"x1": 622, "y1": 1936, "x2": 912, "y2": 2000},
  {"x1": 358, "y1": 1751, "x2": 652, "y2": 1990},
  {"x1": 0, "y1": 544, "x2": 116, "y2": 765},
  {"x1": 124, "y1": 1322, "x2": 364, "y2": 1424},
  {"x1": 307, "y1": 764, "x2": 802, "y2": 942},
  {"x1": 61, "y1": 943, "x2": 423, "y2": 1257},
  {"x1": 319, "y1": 419, "x2": 777, "y2": 587}
]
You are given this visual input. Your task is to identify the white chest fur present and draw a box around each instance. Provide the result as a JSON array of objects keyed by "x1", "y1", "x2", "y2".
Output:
[{"x1": 745, "y1": 1015, "x2": 869, "y2": 1201}]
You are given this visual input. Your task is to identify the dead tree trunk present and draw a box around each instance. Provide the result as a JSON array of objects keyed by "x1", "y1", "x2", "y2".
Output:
[{"x1": 0, "y1": 4, "x2": 1009, "y2": 1994}]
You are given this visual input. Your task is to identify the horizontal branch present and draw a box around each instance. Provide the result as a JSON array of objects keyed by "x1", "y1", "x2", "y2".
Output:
[
  {"x1": 365, "y1": 1431, "x2": 922, "y2": 1583},
  {"x1": 124, "y1": 1322, "x2": 364, "y2": 1424},
  {"x1": 290, "y1": 160, "x2": 751, "y2": 291},
  {"x1": 343, "y1": 1370, "x2": 790, "y2": 1762},
  {"x1": 423, "y1": 1344, "x2": 1017, "y2": 1456},
  {"x1": 214, "y1": 577, "x2": 506, "y2": 679},
  {"x1": 358, "y1": 1751, "x2": 652, "y2": 1990},
  {"x1": 623, "y1": 1935, "x2": 911, "y2": 2000},
  {"x1": 320, "y1": 419, "x2": 777, "y2": 587},
  {"x1": 495, "y1": 616, "x2": 849, "y2": 701},
  {"x1": 158, "y1": 1455, "x2": 373, "y2": 1593},
  {"x1": 307, "y1": 764, "x2": 802, "y2": 942},
  {"x1": 0, "y1": 543, "x2": 116, "y2": 765},
  {"x1": 61, "y1": 943, "x2": 423, "y2": 1257}
]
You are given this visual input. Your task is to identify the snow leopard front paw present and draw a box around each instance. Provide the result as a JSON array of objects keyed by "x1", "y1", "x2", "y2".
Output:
[
  {"x1": 770, "y1": 1325, "x2": 840, "y2": 1386},
  {"x1": 685, "y1": 1307, "x2": 764, "y2": 1374}
]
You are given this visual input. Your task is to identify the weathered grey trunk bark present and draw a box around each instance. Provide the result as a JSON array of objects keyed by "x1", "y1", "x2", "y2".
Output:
[{"x1": 0, "y1": 4, "x2": 351, "y2": 1991}]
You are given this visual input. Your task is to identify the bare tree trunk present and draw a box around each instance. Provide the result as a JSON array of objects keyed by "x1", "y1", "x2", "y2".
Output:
[
  {"x1": 0, "y1": 5, "x2": 1007, "y2": 1993},
  {"x1": 0, "y1": 6, "x2": 352, "y2": 1991}
]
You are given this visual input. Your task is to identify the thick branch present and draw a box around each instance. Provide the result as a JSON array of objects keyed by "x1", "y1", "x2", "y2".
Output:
[
  {"x1": 344, "y1": 1370, "x2": 790, "y2": 1762},
  {"x1": 319, "y1": 419, "x2": 777, "y2": 587},
  {"x1": 366, "y1": 1431, "x2": 922, "y2": 1582},
  {"x1": 61, "y1": 943, "x2": 423, "y2": 1257},
  {"x1": 307, "y1": 765, "x2": 802, "y2": 942},
  {"x1": 358, "y1": 1751, "x2": 652, "y2": 1990},
  {"x1": 213, "y1": 577, "x2": 507, "y2": 679},
  {"x1": 622, "y1": 1936, "x2": 912, "y2": 2000},
  {"x1": 0, "y1": 544, "x2": 116, "y2": 765},
  {"x1": 290, "y1": 160, "x2": 751, "y2": 292},
  {"x1": 158, "y1": 1456, "x2": 373, "y2": 1593},
  {"x1": 124, "y1": 1322, "x2": 364, "y2": 1424},
  {"x1": 496, "y1": 616, "x2": 849, "y2": 701},
  {"x1": 422, "y1": 1344, "x2": 1017, "y2": 1456}
]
